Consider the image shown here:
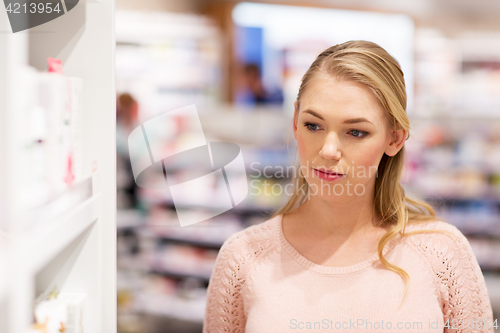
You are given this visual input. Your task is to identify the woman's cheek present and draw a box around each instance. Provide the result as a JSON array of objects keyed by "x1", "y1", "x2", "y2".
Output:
[
  {"x1": 296, "y1": 134, "x2": 312, "y2": 176},
  {"x1": 353, "y1": 149, "x2": 382, "y2": 180},
  {"x1": 296, "y1": 133, "x2": 309, "y2": 161}
]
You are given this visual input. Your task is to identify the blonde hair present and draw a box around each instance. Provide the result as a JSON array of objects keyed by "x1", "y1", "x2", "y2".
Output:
[{"x1": 270, "y1": 40, "x2": 458, "y2": 307}]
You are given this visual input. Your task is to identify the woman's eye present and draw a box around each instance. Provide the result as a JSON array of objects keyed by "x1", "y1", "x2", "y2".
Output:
[
  {"x1": 304, "y1": 123, "x2": 367, "y2": 138},
  {"x1": 304, "y1": 122, "x2": 321, "y2": 132},
  {"x1": 350, "y1": 130, "x2": 368, "y2": 138}
]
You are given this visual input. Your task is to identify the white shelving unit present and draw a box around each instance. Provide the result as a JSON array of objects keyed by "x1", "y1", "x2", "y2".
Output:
[{"x1": 0, "y1": 0, "x2": 116, "y2": 332}]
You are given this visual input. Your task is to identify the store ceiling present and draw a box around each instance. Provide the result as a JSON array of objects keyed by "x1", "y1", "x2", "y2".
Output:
[
  {"x1": 214, "y1": 0, "x2": 500, "y2": 35},
  {"x1": 118, "y1": 0, "x2": 500, "y2": 35}
]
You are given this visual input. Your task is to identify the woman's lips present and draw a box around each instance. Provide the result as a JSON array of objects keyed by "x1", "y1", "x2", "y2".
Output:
[{"x1": 313, "y1": 168, "x2": 345, "y2": 181}]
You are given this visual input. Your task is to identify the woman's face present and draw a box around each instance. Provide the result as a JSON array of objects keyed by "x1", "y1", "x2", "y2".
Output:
[{"x1": 293, "y1": 73, "x2": 405, "y2": 202}]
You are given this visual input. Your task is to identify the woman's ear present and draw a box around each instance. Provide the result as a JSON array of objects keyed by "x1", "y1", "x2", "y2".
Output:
[
  {"x1": 385, "y1": 127, "x2": 407, "y2": 157},
  {"x1": 293, "y1": 101, "x2": 299, "y2": 140}
]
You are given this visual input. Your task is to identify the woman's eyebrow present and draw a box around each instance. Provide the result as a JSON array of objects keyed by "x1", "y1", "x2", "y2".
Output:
[{"x1": 303, "y1": 109, "x2": 374, "y2": 125}]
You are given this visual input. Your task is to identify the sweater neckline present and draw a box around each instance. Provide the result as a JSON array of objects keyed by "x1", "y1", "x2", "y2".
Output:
[{"x1": 273, "y1": 213, "x2": 400, "y2": 275}]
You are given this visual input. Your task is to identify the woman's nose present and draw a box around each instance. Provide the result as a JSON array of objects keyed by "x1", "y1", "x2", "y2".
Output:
[{"x1": 319, "y1": 133, "x2": 341, "y2": 160}]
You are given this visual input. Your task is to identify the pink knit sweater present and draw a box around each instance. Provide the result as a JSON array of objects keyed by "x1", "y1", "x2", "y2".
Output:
[{"x1": 203, "y1": 214, "x2": 495, "y2": 333}]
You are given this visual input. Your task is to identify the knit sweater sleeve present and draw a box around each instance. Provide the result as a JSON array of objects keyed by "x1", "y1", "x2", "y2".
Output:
[
  {"x1": 407, "y1": 221, "x2": 495, "y2": 333},
  {"x1": 203, "y1": 231, "x2": 247, "y2": 333},
  {"x1": 203, "y1": 221, "x2": 276, "y2": 333}
]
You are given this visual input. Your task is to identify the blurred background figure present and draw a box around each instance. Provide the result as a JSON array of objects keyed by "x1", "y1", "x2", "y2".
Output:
[
  {"x1": 117, "y1": 93, "x2": 138, "y2": 136},
  {"x1": 235, "y1": 63, "x2": 284, "y2": 105},
  {"x1": 116, "y1": 92, "x2": 139, "y2": 209}
]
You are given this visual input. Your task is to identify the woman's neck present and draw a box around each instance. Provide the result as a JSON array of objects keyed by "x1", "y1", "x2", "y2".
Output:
[{"x1": 293, "y1": 193, "x2": 386, "y2": 240}]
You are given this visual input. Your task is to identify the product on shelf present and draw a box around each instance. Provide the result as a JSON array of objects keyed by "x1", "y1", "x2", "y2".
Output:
[
  {"x1": 34, "y1": 290, "x2": 86, "y2": 333},
  {"x1": 47, "y1": 58, "x2": 64, "y2": 74},
  {"x1": 18, "y1": 65, "x2": 84, "y2": 210},
  {"x1": 37, "y1": 72, "x2": 83, "y2": 193}
]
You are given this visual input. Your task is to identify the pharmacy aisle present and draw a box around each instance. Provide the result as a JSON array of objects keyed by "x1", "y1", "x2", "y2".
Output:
[
  {"x1": 116, "y1": 108, "x2": 293, "y2": 332},
  {"x1": 113, "y1": 4, "x2": 500, "y2": 332}
]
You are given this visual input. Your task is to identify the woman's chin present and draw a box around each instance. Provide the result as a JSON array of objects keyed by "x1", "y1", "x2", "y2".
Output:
[{"x1": 304, "y1": 177, "x2": 372, "y2": 202}]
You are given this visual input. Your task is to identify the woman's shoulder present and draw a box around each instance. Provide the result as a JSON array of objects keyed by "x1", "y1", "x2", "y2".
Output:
[
  {"x1": 401, "y1": 219, "x2": 493, "y2": 322},
  {"x1": 402, "y1": 219, "x2": 474, "y2": 265},
  {"x1": 215, "y1": 215, "x2": 281, "y2": 273},
  {"x1": 403, "y1": 219, "x2": 467, "y2": 243}
]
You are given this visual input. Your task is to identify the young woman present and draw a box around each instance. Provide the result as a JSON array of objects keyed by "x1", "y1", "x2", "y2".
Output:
[{"x1": 203, "y1": 40, "x2": 495, "y2": 332}]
